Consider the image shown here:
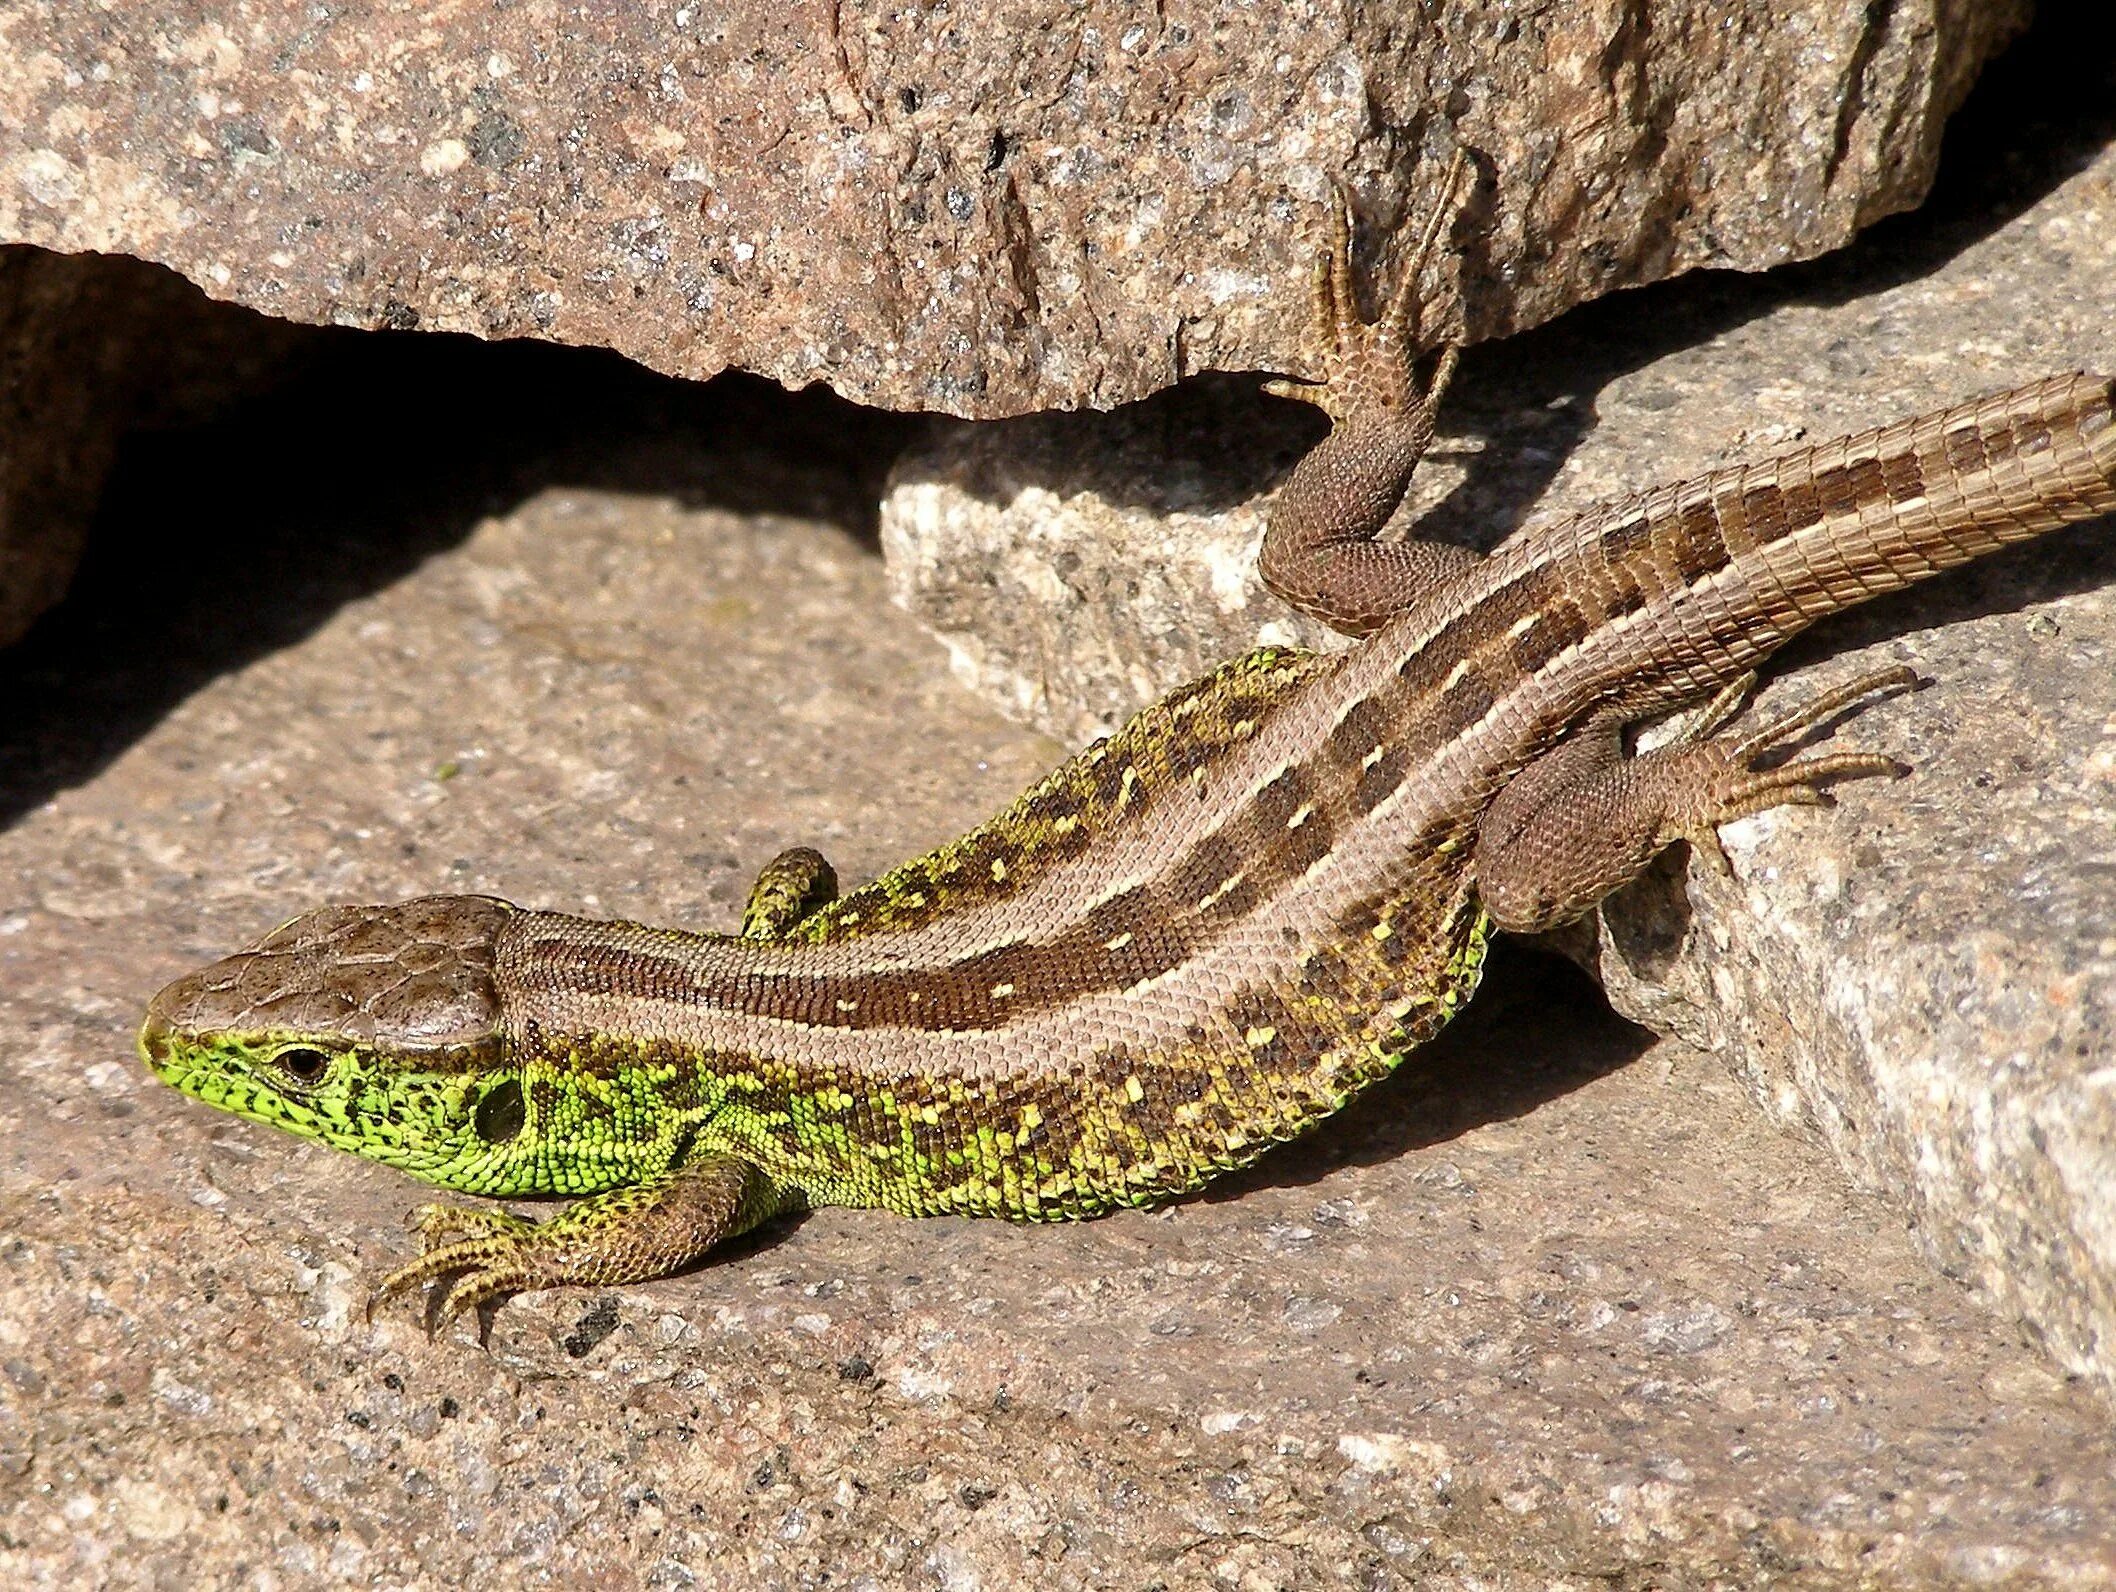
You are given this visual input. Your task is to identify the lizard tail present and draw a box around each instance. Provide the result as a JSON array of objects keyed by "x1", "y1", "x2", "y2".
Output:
[{"x1": 1541, "y1": 371, "x2": 2116, "y2": 714}]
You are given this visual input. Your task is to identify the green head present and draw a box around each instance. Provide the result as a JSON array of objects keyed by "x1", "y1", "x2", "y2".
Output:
[{"x1": 139, "y1": 896, "x2": 555, "y2": 1195}]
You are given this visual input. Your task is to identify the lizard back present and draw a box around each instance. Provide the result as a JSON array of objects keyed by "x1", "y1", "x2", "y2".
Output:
[{"x1": 487, "y1": 374, "x2": 2116, "y2": 1218}]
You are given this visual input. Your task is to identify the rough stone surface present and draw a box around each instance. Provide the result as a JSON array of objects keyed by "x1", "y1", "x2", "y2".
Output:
[
  {"x1": 5, "y1": 356, "x2": 2116, "y2": 1585},
  {"x1": 0, "y1": 0, "x2": 2024, "y2": 421},
  {"x1": 0, "y1": 250, "x2": 307, "y2": 649},
  {"x1": 884, "y1": 374, "x2": 1344, "y2": 742},
  {"x1": 878, "y1": 25, "x2": 2116, "y2": 1396}
]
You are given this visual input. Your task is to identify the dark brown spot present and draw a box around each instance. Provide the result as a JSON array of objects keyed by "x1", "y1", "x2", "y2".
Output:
[
  {"x1": 1091, "y1": 755, "x2": 1144, "y2": 814},
  {"x1": 1166, "y1": 831, "x2": 1244, "y2": 910},
  {"x1": 1598, "y1": 509, "x2": 1656, "y2": 562},
  {"x1": 1942, "y1": 425, "x2": 1988, "y2": 474},
  {"x1": 1777, "y1": 477, "x2": 1820, "y2": 536},
  {"x1": 1666, "y1": 499, "x2": 1728, "y2": 584},
  {"x1": 1602, "y1": 563, "x2": 1651, "y2": 620},
  {"x1": 1812, "y1": 463, "x2": 1857, "y2": 518},
  {"x1": 1352, "y1": 744, "x2": 1411, "y2": 815},
  {"x1": 1508, "y1": 597, "x2": 1591, "y2": 675},
  {"x1": 1740, "y1": 481, "x2": 1792, "y2": 542},
  {"x1": 1881, "y1": 449, "x2": 1924, "y2": 498},
  {"x1": 1432, "y1": 666, "x2": 1499, "y2": 743},
  {"x1": 1248, "y1": 765, "x2": 1309, "y2": 829},
  {"x1": 1327, "y1": 695, "x2": 1393, "y2": 770}
]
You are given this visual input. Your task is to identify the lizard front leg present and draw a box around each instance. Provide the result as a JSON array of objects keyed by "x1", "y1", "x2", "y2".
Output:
[
  {"x1": 370, "y1": 1153, "x2": 791, "y2": 1335},
  {"x1": 740, "y1": 844, "x2": 839, "y2": 939},
  {"x1": 1475, "y1": 666, "x2": 1917, "y2": 933},
  {"x1": 1261, "y1": 150, "x2": 1484, "y2": 637}
]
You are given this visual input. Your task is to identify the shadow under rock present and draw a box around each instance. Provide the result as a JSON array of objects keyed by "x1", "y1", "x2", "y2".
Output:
[{"x1": 0, "y1": 307, "x2": 917, "y2": 829}]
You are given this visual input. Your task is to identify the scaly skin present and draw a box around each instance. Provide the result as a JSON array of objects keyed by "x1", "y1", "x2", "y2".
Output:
[{"x1": 140, "y1": 158, "x2": 2116, "y2": 1331}]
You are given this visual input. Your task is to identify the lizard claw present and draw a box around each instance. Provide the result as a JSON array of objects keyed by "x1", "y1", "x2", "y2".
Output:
[
  {"x1": 1674, "y1": 665, "x2": 1920, "y2": 835},
  {"x1": 366, "y1": 1201, "x2": 543, "y2": 1335},
  {"x1": 1268, "y1": 150, "x2": 1473, "y2": 429}
]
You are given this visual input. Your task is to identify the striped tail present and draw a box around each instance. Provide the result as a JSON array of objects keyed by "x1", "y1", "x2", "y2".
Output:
[{"x1": 1548, "y1": 372, "x2": 2116, "y2": 715}]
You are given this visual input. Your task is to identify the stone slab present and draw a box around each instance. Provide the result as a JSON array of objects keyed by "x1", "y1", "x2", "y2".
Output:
[
  {"x1": 2, "y1": 355, "x2": 2114, "y2": 1585},
  {"x1": 0, "y1": 1, "x2": 2023, "y2": 418}
]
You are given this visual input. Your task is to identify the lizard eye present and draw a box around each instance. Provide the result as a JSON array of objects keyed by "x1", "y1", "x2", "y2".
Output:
[{"x1": 272, "y1": 1046, "x2": 332, "y2": 1086}]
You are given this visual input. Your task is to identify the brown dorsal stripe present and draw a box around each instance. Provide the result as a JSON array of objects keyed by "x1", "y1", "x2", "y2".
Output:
[
  {"x1": 1663, "y1": 498, "x2": 1730, "y2": 584},
  {"x1": 1881, "y1": 449, "x2": 1925, "y2": 498},
  {"x1": 1508, "y1": 596, "x2": 1591, "y2": 675},
  {"x1": 1741, "y1": 480, "x2": 1791, "y2": 541}
]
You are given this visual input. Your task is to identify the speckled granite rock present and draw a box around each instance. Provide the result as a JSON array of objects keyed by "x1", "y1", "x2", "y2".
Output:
[
  {"x1": 0, "y1": 0, "x2": 2022, "y2": 420},
  {"x1": 883, "y1": 375, "x2": 1349, "y2": 743},
  {"x1": 3, "y1": 363, "x2": 2115, "y2": 1583},
  {"x1": 877, "y1": 31, "x2": 2116, "y2": 1396}
]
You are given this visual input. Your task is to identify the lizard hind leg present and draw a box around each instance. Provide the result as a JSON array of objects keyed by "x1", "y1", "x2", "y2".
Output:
[
  {"x1": 1258, "y1": 150, "x2": 1485, "y2": 638},
  {"x1": 741, "y1": 845, "x2": 840, "y2": 939},
  {"x1": 1475, "y1": 665, "x2": 1919, "y2": 935},
  {"x1": 1262, "y1": 149, "x2": 1471, "y2": 426},
  {"x1": 368, "y1": 1153, "x2": 789, "y2": 1337}
]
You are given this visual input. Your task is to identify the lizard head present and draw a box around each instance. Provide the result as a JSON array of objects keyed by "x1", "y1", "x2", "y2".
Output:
[{"x1": 138, "y1": 896, "x2": 527, "y2": 1191}]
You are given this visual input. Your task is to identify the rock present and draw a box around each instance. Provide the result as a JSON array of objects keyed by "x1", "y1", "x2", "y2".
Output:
[
  {"x1": 877, "y1": 28, "x2": 2116, "y2": 1396},
  {"x1": 0, "y1": 1, "x2": 2024, "y2": 420},
  {"x1": 3, "y1": 369, "x2": 2115, "y2": 1581},
  {"x1": 883, "y1": 373, "x2": 1347, "y2": 743}
]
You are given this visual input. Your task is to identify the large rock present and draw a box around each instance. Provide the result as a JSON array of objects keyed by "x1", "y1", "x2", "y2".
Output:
[
  {"x1": 878, "y1": 42, "x2": 2116, "y2": 1395},
  {"x1": 0, "y1": 1, "x2": 2024, "y2": 419}
]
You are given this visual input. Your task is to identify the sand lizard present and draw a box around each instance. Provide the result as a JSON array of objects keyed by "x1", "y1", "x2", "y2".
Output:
[{"x1": 139, "y1": 157, "x2": 2116, "y2": 1330}]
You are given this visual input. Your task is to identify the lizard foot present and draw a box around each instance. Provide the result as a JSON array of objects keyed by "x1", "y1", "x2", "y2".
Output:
[
  {"x1": 404, "y1": 1199, "x2": 537, "y2": 1246},
  {"x1": 367, "y1": 1214, "x2": 552, "y2": 1338},
  {"x1": 365, "y1": 1155, "x2": 787, "y2": 1339},
  {"x1": 1665, "y1": 664, "x2": 1920, "y2": 870},
  {"x1": 1263, "y1": 148, "x2": 1471, "y2": 431}
]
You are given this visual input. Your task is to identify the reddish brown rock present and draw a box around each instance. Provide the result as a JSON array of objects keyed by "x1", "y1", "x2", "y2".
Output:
[{"x1": 0, "y1": 1, "x2": 2024, "y2": 419}]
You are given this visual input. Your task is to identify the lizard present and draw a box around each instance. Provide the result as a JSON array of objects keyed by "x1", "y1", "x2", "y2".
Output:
[{"x1": 138, "y1": 153, "x2": 2116, "y2": 1332}]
